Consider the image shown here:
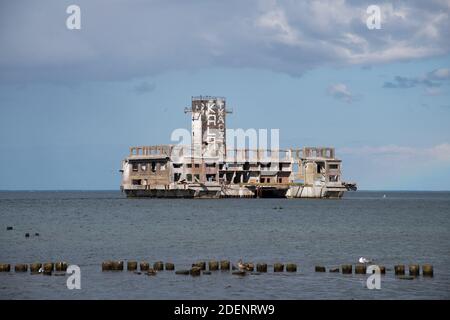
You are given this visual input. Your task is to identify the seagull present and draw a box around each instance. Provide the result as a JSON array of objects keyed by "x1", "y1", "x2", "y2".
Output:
[
  {"x1": 358, "y1": 257, "x2": 372, "y2": 264},
  {"x1": 38, "y1": 267, "x2": 43, "y2": 273},
  {"x1": 237, "y1": 259, "x2": 246, "y2": 271}
]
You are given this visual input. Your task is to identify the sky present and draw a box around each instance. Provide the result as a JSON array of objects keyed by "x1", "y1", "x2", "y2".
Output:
[{"x1": 0, "y1": 0, "x2": 449, "y2": 190}]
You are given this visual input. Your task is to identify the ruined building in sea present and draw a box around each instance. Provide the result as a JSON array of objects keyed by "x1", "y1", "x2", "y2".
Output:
[{"x1": 120, "y1": 96, "x2": 356, "y2": 198}]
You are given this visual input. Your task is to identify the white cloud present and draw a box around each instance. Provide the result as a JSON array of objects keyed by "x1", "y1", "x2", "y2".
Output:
[
  {"x1": 328, "y1": 83, "x2": 353, "y2": 103},
  {"x1": 0, "y1": 0, "x2": 449, "y2": 83}
]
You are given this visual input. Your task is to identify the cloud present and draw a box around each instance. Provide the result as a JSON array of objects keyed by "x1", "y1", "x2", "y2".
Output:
[
  {"x1": 328, "y1": 83, "x2": 353, "y2": 103},
  {"x1": 134, "y1": 81, "x2": 156, "y2": 95},
  {"x1": 0, "y1": 0, "x2": 449, "y2": 84},
  {"x1": 382, "y1": 67, "x2": 450, "y2": 89}
]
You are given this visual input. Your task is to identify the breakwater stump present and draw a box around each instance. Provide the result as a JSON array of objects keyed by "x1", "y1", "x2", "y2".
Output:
[
  {"x1": 355, "y1": 264, "x2": 366, "y2": 274},
  {"x1": 140, "y1": 262, "x2": 150, "y2": 271},
  {"x1": 273, "y1": 263, "x2": 284, "y2": 272},
  {"x1": 409, "y1": 264, "x2": 420, "y2": 277},
  {"x1": 422, "y1": 264, "x2": 433, "y2": 277},
  {"x1": 111, "y1": 261, "x2": 124, "y2": 271},
  {"x1": 127, "y1": 261, "x2": 138, "y2": 271},
  {"x1": 315, "y1": 266, "x2": 326, "y2": 272},
  {"x1": 15, "y1": 264, "x2": 28, "y2": 272},
  {"x1": 192, "y1": 262, "x2": 206, "y2": 270},
  {"x1": 165, "y1": 262, "x2": 175, "y2": 271},
  {"x1": 220, "y1": 260, "x2": 230, "y2": 271},
  {"x1": 256, "y1": 263, "x2": 267, "y2": 272},
  {"x1": 286, "y1": 263, "x2": 297, "y2": 272},
  {"x1": 190, "y1": 267, "x2": 201, "y2": 276},
  {"x1": 153, "y1": 261, "x2": 164, "y2": 271},
  {"x1": 394, "y1": 265, "x2": 405, "y2": 276},
  {"x1": 55, "y1": 262, "x2": 68, "y2": 272},
  {"x1": 0, "y1": 264, "x2": 11, "y2": 272},
  {"x1": 209, "y1": 260, "x2": 219, "y2": 271},
  {"x1": 341, "y1": 265, "x2": 352, "y2": 274}
]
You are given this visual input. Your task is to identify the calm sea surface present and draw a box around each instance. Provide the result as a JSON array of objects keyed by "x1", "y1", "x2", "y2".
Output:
[{"x1": 0, "y1": 191, "x2": 449, "y2": 299}]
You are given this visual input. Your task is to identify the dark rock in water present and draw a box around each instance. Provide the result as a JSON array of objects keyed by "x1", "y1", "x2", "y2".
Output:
[
  {"x1": 329, "y1": 267, "x2": 339, "y2": 273},
  {"x1": 133, "y1": 271, "x2": 142, "y2": 275},
  {"x1": 6, "y1": 226, "x2": 13, "y2": 230},
  {"x1": 250, "y1": 272, "x2": 261, "y2": 275},
  {"x1": 202, "y1": 271, "x2": 212, "y2": 275},
  {"x1": 43, "y1": 270, "x2": 52, "y2": 276},
  {"x1": 25, "y1": 233, "x2": 30, "y2": 238},
  {"x1": 35, "y1": 233, "x2": 39, "y2": 236},
  {"x1": 232, "y1": 271, "x2": 247, "y2": 276},
  {"x1": 175, "y1": 270, "x2": 190, "y2": 275}
]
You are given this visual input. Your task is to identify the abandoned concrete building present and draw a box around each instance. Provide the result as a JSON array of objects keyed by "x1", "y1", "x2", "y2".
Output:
[{"x1": 120, "y1": 96, "x2": 356, "y2": 198}]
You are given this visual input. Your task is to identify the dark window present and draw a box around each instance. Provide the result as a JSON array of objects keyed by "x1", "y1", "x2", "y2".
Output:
[
  {"x1": 194, "y1": 174, "x2": 200, "y2": 181},
  {"x1": 151, "y1": 162, "x2": 156, "y2": 172},
  {"x1": 187, "y1": 164, "x2": 192, "y2": 168},
  {"x1": 132, "y1": 179, "x2": 141, "y2": 185},
  {"x1": 329, "y1": 164, "x2": 339, "y2": 169},
  {"x1": 194, "y1": 164, "x2": 200, "y2": 168},
  {"x1": 132, "y1": 163, "x2": 138, "y2": 172},
  {"x1": 173, "y1": 163, "x2": 183, "y2": 168},
  {"x1": 186, "y1": 174, "x2": 192, "y2": 182}
]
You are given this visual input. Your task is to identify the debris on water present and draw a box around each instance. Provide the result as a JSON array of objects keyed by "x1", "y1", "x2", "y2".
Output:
[
  {"x1": 6, "y1": 226, "x2": 13, "y2": 230},
  {"x1": 25, "y1": 233, "x2": 30, "y2": 238}
]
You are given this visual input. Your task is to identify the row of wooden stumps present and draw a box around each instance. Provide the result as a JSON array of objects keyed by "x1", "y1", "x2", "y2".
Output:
[
  {"x1": 100, "y1": 260, "x2": 298, "y2": 276},
  {"x1": 0, "y1": 262, "x2": 68, "y2": 275},
  {"x1": 314, "y1": 264, "x2": 434, "y2": 278}
]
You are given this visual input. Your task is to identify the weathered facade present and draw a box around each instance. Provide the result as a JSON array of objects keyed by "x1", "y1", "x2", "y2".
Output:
[{"x1": 120, "y1": 96, "x2": 356, "y2": 198}]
